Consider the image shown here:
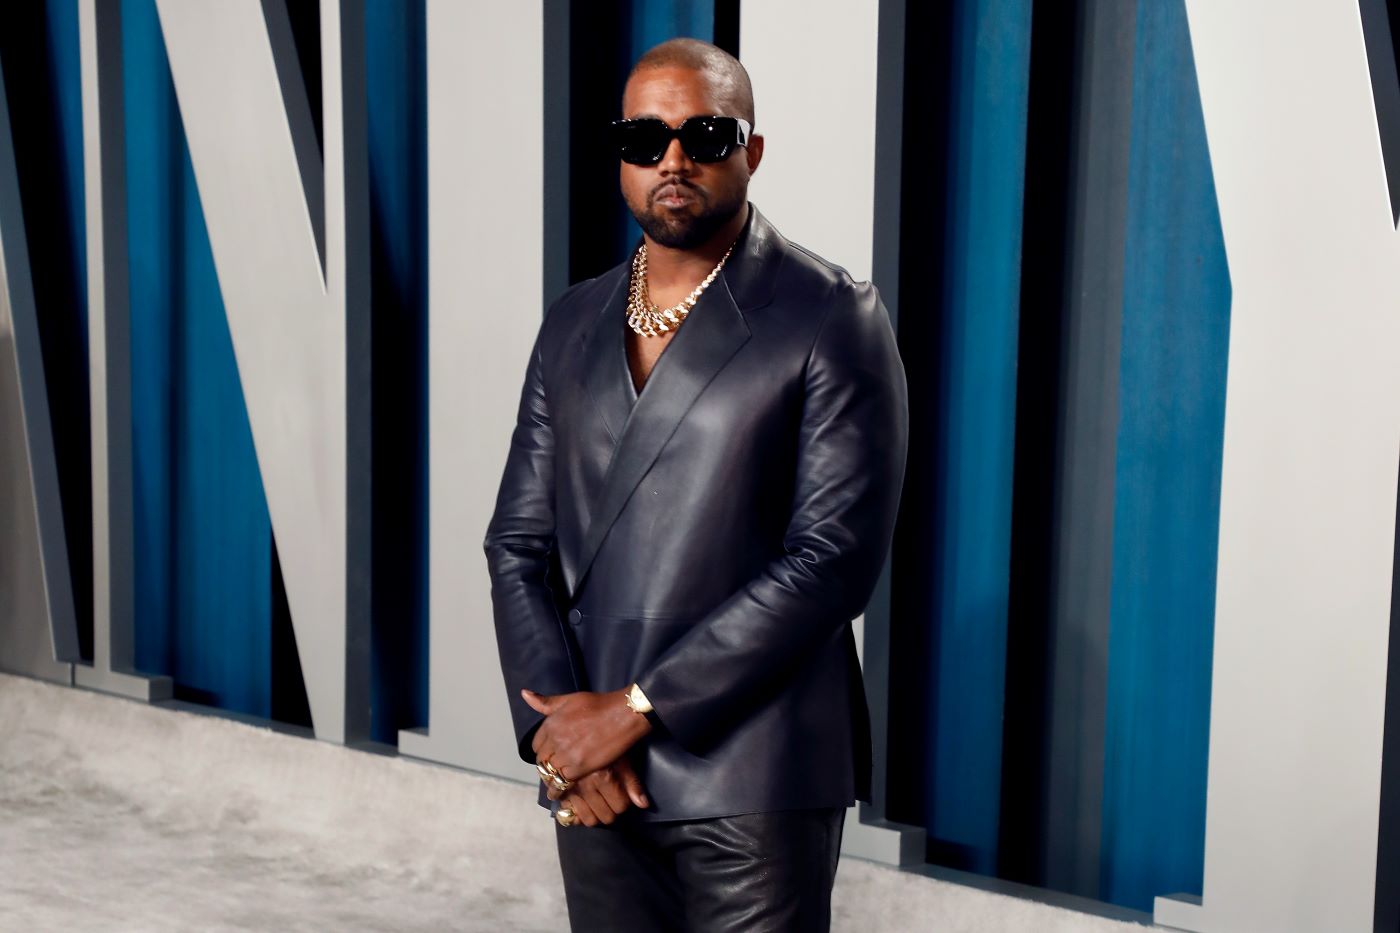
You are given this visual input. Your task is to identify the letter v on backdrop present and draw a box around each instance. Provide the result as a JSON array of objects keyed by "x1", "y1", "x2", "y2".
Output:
[
  {"x1": 150, "y1": 0, "x2": 372, "y2": 743},
  {"x1": 32, "y1": 0, "x2": 546, "y2": 758}
]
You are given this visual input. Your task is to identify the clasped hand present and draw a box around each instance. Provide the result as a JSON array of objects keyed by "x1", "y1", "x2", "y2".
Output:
[
  {"x1": 548, "y1": 757, "x2": 649, "y2": 827},
  {"x1": 524, "y1": 687, "x2": 654, "y2": 826}
]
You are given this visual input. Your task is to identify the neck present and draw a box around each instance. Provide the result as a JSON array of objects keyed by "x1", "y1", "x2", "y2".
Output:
[{"x1": 643, "y1": 203, "x2": 750, "y2": 287}]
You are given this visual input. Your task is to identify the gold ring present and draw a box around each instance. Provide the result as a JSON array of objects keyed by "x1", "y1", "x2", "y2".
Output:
[
  {"x1": 537, "y1": 761, "x2": 572, "y2": 792},
  {"x1": 555, "y1": 807, "x2": 577, "y2": 827}
]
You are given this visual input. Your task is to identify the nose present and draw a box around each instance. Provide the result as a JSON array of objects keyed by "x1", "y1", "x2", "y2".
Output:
[{"x1": 657, "y1": 135, "x2": 693, "y2": 175}]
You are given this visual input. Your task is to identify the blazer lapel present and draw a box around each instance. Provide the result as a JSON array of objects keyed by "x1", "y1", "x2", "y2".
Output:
[
  {"x1": 566, "y1": 204, "x2": 786, "y2": 599},
  {"x1": 568, "y1": 281, "x2": 749, "y2": 597},
  {"x1": 580, "y1": 266, "x2": 634, "y2": 446}
]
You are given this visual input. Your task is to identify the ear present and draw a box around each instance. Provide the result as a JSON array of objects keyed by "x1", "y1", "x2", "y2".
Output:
[{"x1": 746, "y1": 133, "x2": 764, "y2": 175}]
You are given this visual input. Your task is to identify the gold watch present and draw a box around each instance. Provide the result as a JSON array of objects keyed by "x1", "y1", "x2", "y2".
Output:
[{"x1": 624, "y1": 682, "x2": 654, "y2": 716}]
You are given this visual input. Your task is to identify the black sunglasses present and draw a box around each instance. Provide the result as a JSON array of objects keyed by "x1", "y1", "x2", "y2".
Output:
[{"x1": 608, "y1": 115, "x2": 752, "y2": 165}]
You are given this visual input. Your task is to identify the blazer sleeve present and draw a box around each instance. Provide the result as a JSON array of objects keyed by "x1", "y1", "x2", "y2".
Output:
[
  {"x1": 634, "y1": 279, "x2": 910, "y2": 752},
  {"x1": 483, "y1": 322, "x2": 580, "y2": 764}
]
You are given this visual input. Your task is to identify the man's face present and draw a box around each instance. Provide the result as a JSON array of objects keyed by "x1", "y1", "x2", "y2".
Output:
[{"x1": 619, "y1": 66, "x2": 762, "y2": 250}]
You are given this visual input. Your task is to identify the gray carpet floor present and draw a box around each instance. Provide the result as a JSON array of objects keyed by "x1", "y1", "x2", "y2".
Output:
[{"x1": 0, "y1": 672, "x2": 1152, "y2": 931}]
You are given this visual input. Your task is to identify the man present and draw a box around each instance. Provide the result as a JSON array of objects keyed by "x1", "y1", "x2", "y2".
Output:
[{"x1": 484, "y1": 37, "x2": 908, "y2": 932}]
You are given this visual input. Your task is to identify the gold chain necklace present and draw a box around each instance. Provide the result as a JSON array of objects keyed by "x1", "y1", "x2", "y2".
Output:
[{"x1": 626, "y1": 242, "x2": 733, "y2": 338}]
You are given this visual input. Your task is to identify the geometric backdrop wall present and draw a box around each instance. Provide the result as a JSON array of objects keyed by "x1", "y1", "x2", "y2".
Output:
[{"x1": 3, "y1": 2, "x2": 1398, "y2": 929}]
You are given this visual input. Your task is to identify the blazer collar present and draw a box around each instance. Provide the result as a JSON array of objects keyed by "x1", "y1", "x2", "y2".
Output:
[
  {"x1": 716, "y1": 202, "x2": 786, "y2": 313},
  {"x1": 566, "y1": 203, "x2": 783, "y2": 599}
]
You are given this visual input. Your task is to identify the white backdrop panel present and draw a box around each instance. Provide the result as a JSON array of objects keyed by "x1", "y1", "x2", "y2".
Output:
[{"x1": 1159, "y1": 4, "x2": 1400, "y2": 931}]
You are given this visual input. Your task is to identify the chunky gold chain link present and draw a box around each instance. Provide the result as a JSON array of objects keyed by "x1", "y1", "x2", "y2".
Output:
[{"x1": 626, "y1": 242, "x2": 734, "y2": 338}]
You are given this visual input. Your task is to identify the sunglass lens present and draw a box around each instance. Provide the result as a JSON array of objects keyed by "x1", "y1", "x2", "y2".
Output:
[
  {"x1": 612, "y1": 120, "x2": 669, "y2": 164},
  {"x1": 679, "y1": 117, "x2": 733, "y2": 162}
]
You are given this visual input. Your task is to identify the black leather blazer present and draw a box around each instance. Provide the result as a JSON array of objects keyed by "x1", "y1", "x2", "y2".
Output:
[{"x1": 484, "y1": 204, "x2": 909, "y2": 821}]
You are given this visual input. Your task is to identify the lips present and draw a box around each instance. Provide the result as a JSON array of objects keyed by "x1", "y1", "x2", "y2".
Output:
[{"x1": 652, "y1": 184, "x2": 697, "y2": 208}]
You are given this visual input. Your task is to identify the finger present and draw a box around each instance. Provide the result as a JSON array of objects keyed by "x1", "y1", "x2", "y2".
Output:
[
  {"x1": 530, "y1": 720, "x2": 549, "y2": 756},
  {"x1": 521, "y1": 689, "x2": 551, "y2": 715},
  {"x1": 581, "y1": 781, "x2": 618, "y2": 825},
  {"x1": 532, "y1": 732, "x2": 556, "y2": 768},
  {"x1": 551, "y1": 748, "x2": 586, "y2": 784},
  {"x1": 563, "y1": 794, "x2": 599, "y2": 828},
  {"x1": 595, "y1": 769, "x2": 631, "y2": 815},
  {"x1": 613, "y1": 757, "x2": 650, "y2": 808}
]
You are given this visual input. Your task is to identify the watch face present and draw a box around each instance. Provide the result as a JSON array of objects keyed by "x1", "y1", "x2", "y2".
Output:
[{"x1": 627, "y1": 683, "x2": 653, "y2": 714}]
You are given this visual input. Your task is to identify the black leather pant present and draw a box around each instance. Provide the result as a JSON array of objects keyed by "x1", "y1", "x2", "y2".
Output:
[{"x1": 554, "y1": 806, "x2": 846, "y2": 932}]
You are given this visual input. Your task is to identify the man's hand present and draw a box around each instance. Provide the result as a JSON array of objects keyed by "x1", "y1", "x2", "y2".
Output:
[
  {"x1": 524, "y1": 687, "x2": 653, "y2": 784},
  {"x1": 552, "y1": 756, "x2": 650, "y2": 827}
]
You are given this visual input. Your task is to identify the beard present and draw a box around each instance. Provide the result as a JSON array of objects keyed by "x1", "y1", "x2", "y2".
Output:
[{"x1": 628, "y1": 180, "x2": 746, "y2": 250}]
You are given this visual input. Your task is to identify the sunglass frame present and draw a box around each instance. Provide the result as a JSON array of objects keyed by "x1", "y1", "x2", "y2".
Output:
[{"x1": 608, "y1": 115, "x2": 753, "y2": 165}]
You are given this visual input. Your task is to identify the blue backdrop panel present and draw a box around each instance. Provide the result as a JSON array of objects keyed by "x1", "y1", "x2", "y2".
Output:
[
  {"x1": 33, "y1": 0, "x2": 95, "y2": 657},
  {"x1": 921, "y1": 0, "x2": 1033, "y2": 877},
  {"x1": 47, "y1": 0, "x2": 87, "y2": 342},
  {"x1": 366, "y1": 0, "x2": 429, "y2": 743},
  {"x1": 1100, "y1": 0, "x2": 1229, "y2": 911},
  {"x1": 125, "y1": 0, "x2": 174, "y2": 685},
  {"x1": 125, "y1": 0, "x2": 273, "y2": 716},
  {"x1": 632, "y1": 0, "x2": 714, "y2": 52}
]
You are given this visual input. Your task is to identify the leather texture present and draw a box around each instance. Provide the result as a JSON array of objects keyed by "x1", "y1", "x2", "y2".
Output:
[
  {"x1": 554, "y1": 806, "x2": 846, "y2": 932},
  {"x1": 484, "y1": 204, "x2": 909, "y2": 821}
]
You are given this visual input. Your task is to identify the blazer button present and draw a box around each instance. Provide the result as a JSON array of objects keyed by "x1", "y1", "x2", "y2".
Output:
[{"x1": 568, "y1": 609, "x2": 581, "y2": 625}]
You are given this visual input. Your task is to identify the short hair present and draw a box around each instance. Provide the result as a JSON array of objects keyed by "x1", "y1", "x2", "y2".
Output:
[{"x1": 626, "y1": 38, "x2": 756, "y2": 127}]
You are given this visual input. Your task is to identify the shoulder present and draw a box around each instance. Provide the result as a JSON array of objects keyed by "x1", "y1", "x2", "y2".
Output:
[
  {"x1": 544, "y1": 262, "x2": 627, "y2": 326},
  {"x1": 755, "y1": 237, "x2": 899, "y2": 393},
  {"x1": 536, "y1": 260, "x2": 629, "y2": 353},
  {"x1": 769, "y1": 236, "x2": 887, "y2": 343},
  {"x1": 780, "y1": 237, "x2": 857, "y2": 291}
]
